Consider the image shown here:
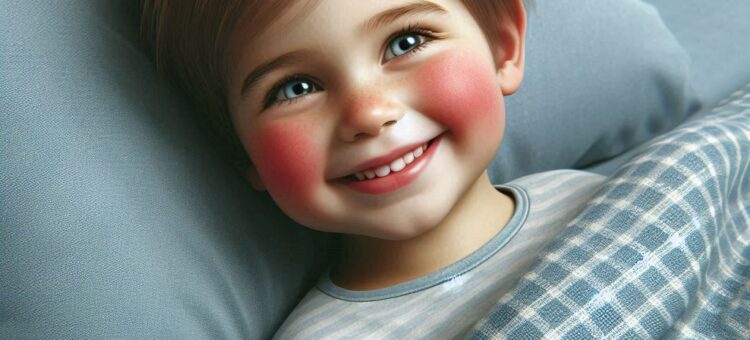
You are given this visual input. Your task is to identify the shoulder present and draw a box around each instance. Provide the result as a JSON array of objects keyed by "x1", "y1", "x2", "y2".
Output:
[
  {"x1": 274, "y1": 283, "x2": 468, "y2": 339},
  {"x1": 511, "y1": 169, "x2": 606, "y2": 193},
  {"x1": 503, "y1": 169, "x2": 607, "y2": 221},
  {"x1": 272, "y1": 287, "x2": 344, "y2": 339},
  {"x1": 508, "y1": 169, "x2": 607, "y2": 190},
  {"x1": 507, "y1": 169, "x2": 606, "y2": 197},
  {"x1": 273, "y1": 286, "x2": 402, "y2": 339}
]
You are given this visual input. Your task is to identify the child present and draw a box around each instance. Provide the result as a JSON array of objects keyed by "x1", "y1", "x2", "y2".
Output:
[{"x1": 140, "y1": 0, "x2": 606, "y2": 338}]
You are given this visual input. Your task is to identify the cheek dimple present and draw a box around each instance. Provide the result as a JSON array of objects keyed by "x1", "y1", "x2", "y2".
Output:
[
  {"x1": 249, "y1": 122, "x2": 321, "y2": 207},
  {"x1": 415, "y1": 52, "x2": 502, "y2": 136}
]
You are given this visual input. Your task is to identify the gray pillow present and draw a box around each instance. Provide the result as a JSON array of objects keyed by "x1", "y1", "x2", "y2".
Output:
[
  {"x1": 644, "y1": 0, "x2": 750, "y2": 109},
  {"x1": 0, "y1": 1, "x2": 331, "y2": 339},
  {"x1": 490, "y1": 0, "x2": 701, "y2": 183},
  {"x1": 0, "y1": 0, "x2": 699, "y2": 338}
]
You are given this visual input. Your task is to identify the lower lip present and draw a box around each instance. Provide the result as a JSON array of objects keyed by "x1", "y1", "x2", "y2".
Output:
[{"x1": 337, "y1": 135, "x2": 442, "y2": 195}]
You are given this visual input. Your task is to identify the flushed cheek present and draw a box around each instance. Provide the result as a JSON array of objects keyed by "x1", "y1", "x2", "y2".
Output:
[
  {"x1": 415, "y1": 51, "x2": 504, "y2": 143},
  {"x1": 248, "y1": 121, "x2": 323, "y2": 216}
]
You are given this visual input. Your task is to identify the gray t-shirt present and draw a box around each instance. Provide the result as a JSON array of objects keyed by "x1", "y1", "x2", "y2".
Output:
[{"x1": 273, "y1": 170, "x2": 606, "y2": 339}]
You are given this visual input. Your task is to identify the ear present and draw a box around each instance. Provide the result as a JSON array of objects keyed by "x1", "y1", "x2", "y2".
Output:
[
  {"x1": 244, "y1": 165, "x2": 267, "y2": 191},
  {"x1": 492, "y1": 0, "x2": 527, "y2": 95}
]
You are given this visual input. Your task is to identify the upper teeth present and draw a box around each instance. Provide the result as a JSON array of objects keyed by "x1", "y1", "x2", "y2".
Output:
[{"x1": 353, "y1": 143, "x2": 428, "y2": 181}]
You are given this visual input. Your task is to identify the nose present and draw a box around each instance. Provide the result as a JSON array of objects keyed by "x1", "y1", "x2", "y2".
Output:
[{"x1": 337, "y1": 93, "x2": 404, "y2": 142}]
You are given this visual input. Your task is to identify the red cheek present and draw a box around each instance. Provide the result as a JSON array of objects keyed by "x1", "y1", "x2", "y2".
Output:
[
  {"x1": 249, "y1": 121, "x2": 321, "y2": 208},
  {"x1": 415, "y1": 52, "x2": 503, "y2": 138}
]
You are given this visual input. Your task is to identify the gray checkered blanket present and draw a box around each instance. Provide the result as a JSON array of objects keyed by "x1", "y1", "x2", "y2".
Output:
[{"x1": 468, "y1": 84, "x2": 750, "y2": 339}]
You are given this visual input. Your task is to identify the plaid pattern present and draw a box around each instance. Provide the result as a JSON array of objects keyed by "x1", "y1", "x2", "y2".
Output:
[{"x1": 468, "y1": 83, "x2": 750, "y2": 340}]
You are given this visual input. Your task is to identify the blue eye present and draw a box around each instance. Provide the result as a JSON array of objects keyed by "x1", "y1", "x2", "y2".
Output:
[
  {"x1": 385, "y1": 33, "x2": 429, "y2": 60},
  {"x1": 268, "y1": 77, "x2": 321, "y2": 106}
]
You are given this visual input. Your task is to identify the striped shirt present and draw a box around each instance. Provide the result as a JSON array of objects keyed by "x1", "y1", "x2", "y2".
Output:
[{"x1": 273, "y1": 170, "x2": 606, "y2": 339}]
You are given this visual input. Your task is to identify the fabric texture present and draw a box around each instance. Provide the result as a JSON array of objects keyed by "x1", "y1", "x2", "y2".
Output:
[
  {"x1": 468, "y1": 83, "x2": 750, "y2": 339},
  {"x1": 273, "y1": 171, "x2": 606, "y2": 339}
]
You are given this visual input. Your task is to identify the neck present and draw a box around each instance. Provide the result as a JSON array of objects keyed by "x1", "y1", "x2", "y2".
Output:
[{"x1": 330, "y1": 171, "x2": 515, "y2": 291}]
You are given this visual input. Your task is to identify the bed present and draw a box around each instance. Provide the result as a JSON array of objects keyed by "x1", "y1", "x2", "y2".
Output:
[{"x1": 1, "y1": 0, "x2": 749, "y2": 338}]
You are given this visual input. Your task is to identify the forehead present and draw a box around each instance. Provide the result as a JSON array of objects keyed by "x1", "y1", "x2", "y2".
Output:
[{"x1": 230, "y1": 0, "x2": 463, "y2": 62}]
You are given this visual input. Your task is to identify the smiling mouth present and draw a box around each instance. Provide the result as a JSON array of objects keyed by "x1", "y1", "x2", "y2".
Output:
[{"x1": 340, "y1": 136, "x2": 439, "y2": 182}]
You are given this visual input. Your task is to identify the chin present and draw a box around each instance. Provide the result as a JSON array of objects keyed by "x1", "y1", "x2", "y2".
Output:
[
  {"x1": 364, "y1": 201, "x2": 455, "y2": 241},
  {"x1": 363, "y1": 227, "x2": 429, "y2": 241}
]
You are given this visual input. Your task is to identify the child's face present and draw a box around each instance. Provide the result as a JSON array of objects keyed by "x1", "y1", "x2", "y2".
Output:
[{"x1": 227, "y1": 0, "x2": 521, "y2": 240}]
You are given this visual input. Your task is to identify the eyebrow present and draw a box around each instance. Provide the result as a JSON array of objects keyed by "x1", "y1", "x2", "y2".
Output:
[
  {"x1": 239, "y1": 0, "x2": 448, "y2": 98},
  {"x1": 240, "y1": 50, "x2": 309, "y2": 98},
  {"x1": 359, "y1": 0, "x2": 448, "y2": 32}
]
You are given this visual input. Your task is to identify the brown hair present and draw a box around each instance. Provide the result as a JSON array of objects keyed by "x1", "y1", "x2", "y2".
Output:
[{"x1": 140, "y1": 0, "x2": 527, "y2": 175}]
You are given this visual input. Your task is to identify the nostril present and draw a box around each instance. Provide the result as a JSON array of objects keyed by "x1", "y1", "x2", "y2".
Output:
[{"x1": 350, "y1": 120, "x2": 397, "y2": 140}]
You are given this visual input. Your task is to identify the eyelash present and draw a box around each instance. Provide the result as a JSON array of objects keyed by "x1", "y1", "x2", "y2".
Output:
[
  {"x1": 262, "y1": 74, "x2": 321, "y2": 110},
  {"x1": 384, "y1": 23, "x2": 437, "y2": 60},
  {"x1": 261, "y1": 23, "x2": 440, "y2": 110}
]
